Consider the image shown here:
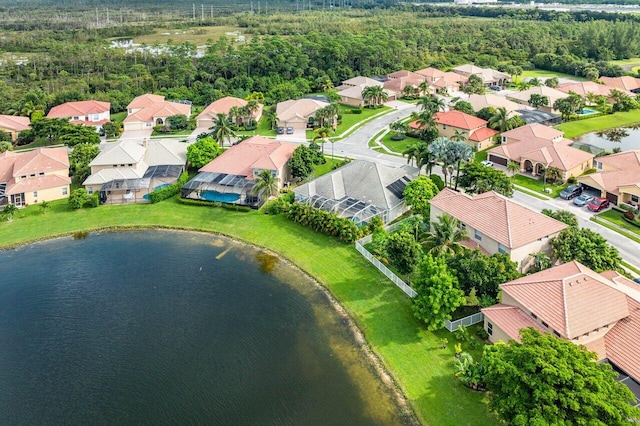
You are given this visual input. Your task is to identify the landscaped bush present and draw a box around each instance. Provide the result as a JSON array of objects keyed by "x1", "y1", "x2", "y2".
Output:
[
  {"x1": 177, "y1": 198, "x2": 213, "y2": 207},
  {"x1": 148, "y1": 172, "x2": 189, "y2": 203},
  {"x1": 265, "y1": 192, "x2": 294, "y2": 215},
  {"x1": 429, "y1": 175, "x2": 445, "y2": 191},
  {"x1": 331, "y1": 158, "x2": 351, "y2": 170},
  {"x1": 567, "y1": 176, "x2": 577, "y2": 184},
  {"x1": 287, "y1": 202, "x2": 362, "y2": 243},
  {"x1": 351, "y1": 108, "x2": 363, "y2": 114},
  {"x1": 243, "y1": 120, "x2": 257, "y2": 131}
]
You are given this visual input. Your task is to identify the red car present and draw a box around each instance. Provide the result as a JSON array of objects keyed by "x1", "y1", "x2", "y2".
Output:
[{"x1": 587, "y1": 197, "x2": 610, "y2": 212}]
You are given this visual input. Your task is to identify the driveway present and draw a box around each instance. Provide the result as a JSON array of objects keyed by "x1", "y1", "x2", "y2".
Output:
[{"x1": 119, "y1": 128, "x2": 153, "y2": 141}]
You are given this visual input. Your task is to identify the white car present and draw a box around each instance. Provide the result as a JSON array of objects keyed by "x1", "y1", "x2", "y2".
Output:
[{"x1": 481, "y1": 160, "x2": 494, "y2": 167}]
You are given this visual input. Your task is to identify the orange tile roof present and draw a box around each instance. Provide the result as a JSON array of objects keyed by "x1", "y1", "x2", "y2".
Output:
[
  {"x1": 501, "y1": 123, "x2": 564, "y2": 142},
  {"x1": 47, "y1": 100, "x2": 110, "y2": 120},
  {"x1": 5, "y1": 174, "x2": 70, "y2": 195},
  {"x1": 578, "y1": 150, "x2": 640, "y2": 196},
  {"x1": 383, "y1": 76, "x2": 422, "y2": 93},
  {"x1": 599, "y1": 76, "x2": 640, "y2": 92},
  {"x1": 434, "y1": 111, "x2": 488, "y2": 131},
  {"x1": 482, "y1": 304, "x2": 545, "y2": 342},
  {"x1": 0, "y1": 148, "x2": 70, "y2": 195},
  {"x1": 127, "y1": 94, "x2": 165, "y2": 109},
  {"x1": 199, "y1": 136, "x2": 296, "y2": 179},
  {"x1": 387, "y1": 70, "x2": 425, "y2": 81},
  {"x1": 557, "y1": 81, "x2": 634, "y2": 98},
  {"x1": 583, "y1": 337, "x2": 608, "y2": 360},
  {"x1": 12, "y1": 147, "x2": 70, "y2": 177},
  {"x1": 0, "y1": 151, "x2": 19, "y2": 182},
  {"x1": 415, "y1": 67, "x2": 445, "y2": 79},
  {"x1": 0, "y1": 114, "x2": 30, "y2": 132},
  {"x1": 468, "y1": 126, "x2": 498, "y2": 142},
  {"x1": 123, "y1": 101, "x2": 191, "y2": 124},
  {"x1": 197, "y1": 96, "x2": 248, "y2": 120},
  {"x1": 430, "y1": 188, "x2": 567, "y2": 249},
  {"x1": 500, "y1": 261, "x2": 629, "y2": 339},
  {"x1": 605, "y1": 297, "x2": 640, "y2": 382}
]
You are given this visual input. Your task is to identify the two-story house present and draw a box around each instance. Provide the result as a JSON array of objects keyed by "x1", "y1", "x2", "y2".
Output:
[
  {"x1": 410, "y1": 111, "x2": 498, "y2": 151},
  {"x1": 482, "y1": 260, "x2": 640, "y2": 386},
  {"x1": 429, "y1": 188, "x2": 567, "y2": 272},
  {"x1": 123, "y1": 94, "x2": 191, "y2": 131},
  {"x1": 0, "y1": 148, "x2": 70, "y2": 207},
  {"x1": 46, "y1": 100, "x2": 111, "y2": 131},
  {"x1": 0, "y1": 115, "x2": 30, "y2": 141}
]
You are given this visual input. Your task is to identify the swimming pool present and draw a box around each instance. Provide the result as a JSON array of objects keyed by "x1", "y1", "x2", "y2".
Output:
[
  {"x1": 581, "y1": 108, "x2": 598, "y2": 116},
  {"x1": 200, "y1": 190, "x2": 241, "y2": 203},
  {"x1": 143, "y1": 184, "x2": 172, "y2": 200}
]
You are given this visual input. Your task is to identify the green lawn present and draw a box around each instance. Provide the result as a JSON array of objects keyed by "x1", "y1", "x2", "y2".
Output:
[
  {"x1": 512, "y1": 174, "x2": 568, "y2": 198},
  {"x1": 555, "y1": 109, "x2": 640, "y2": 139},
  {"x1": 520, "y1": 69, "x2": 586, "y2": 81},
  {"x1": 596, "y1": 209, "x2": 640, "y2": 240},
  {"x1": 310, "y1": 157, "x2": 343, "y2": 177},
  {"x1": 111, "y1": 111, "x2": 127, "y2": 122},
  {"x1": 237, "y1": 116, "x2": 277, "y2": 137},
  {"x1": 334, "y1": 105, "x2": 391, "y2": 137},
  {"x1": 609, "y1": 57, "x2": 640, "y2": 67},
  {"x1": 0, "y1": 199, "x2": 495, "y2": 426},
  {"x1": 379, "y1": 133, "x2": 421, "y2": 154},
  {"x1": 151, "y1": 128, "x2": 194, "y2": 137}
]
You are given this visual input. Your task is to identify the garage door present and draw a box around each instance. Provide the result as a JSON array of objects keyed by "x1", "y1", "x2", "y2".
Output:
[
  {"x1": 606, "y1": 192, "x2": 619, "y2": 205},
  {"x1": 488, "y1": 154, "x2": 508, "y2": 166}
]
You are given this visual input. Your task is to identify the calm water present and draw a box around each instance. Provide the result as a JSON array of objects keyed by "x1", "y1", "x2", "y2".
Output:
[
  {"x1": 0, "y1": 231, "x2": 404, "y2": 425},
  {"x1": 575, "y1": 126, "x2": 640, "y2": 152}
]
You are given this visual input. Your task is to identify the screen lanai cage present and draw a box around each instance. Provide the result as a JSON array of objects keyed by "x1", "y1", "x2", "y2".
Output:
[
  {"x1": 99, "y1": 165, "x2": 183, "y2": 205},
  {"x1": 180, "y1": 171, "x2": 261, "y2": 207},
  {"x1": 294, "y1": 193, "x2": 408, "y2": 226}
]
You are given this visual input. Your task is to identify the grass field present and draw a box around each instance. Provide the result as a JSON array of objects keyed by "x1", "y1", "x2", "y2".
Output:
[
  {"x1": 0, "y1": 199, "x2": 495, "y2": 426},
  {"x1": 379, "y1": 133, "x2": 421, "y2": 154},
  {"x1": 512, "y1": 174, "x2": 568, "y2": 198},
  {"x1": 597, "y1": 209, "x2": 640, "y2": 239},
  {"x1": 609, "y1": 58, "x2": 640, "y2": 67},
  {"x1": 334, "y1": 105, "x2": 391, "y2": 137},
  {"x1": 131, "y1": 25, "x2": 247, "y2": 45},
  {"x1": 520, "y1": 69, "x2": 586, "y2": 81},
  {"x1": 555, "y1": 109, "x2": 640, "y2": 139},
  {"x1": 111, "y1": 111, "x2": 127, "y2": 122}
]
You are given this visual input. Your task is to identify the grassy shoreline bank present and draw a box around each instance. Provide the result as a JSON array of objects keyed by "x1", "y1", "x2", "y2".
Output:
[{"x1": 0, "y1": 198, "x2": 495, "y2": 425}]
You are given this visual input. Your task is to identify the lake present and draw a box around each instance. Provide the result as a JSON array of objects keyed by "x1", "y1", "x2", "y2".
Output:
[
  {"x1": 574, "y1": 125, "x2": 640, "y2": 152},
  {"x1": 0, "y1": 230, "x2": 406, "y2": 425}
]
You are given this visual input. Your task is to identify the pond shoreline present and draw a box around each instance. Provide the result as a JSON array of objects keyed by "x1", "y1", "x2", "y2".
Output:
[{"x1": 1, "y1": 225, "x2": 421, "y2": 426}]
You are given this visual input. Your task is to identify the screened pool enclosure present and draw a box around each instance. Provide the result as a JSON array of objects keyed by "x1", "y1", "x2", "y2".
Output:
[
  {"x1": 99, "y1": 165, "x2": 183, "y2": 205},
  {"x1": 181, "y1": 172, "x2": 261, "y2": 207}
]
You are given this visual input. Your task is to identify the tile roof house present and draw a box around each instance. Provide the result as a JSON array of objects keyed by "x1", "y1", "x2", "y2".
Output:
[
  {"x1": 487, "y1": 123, "x2": 594, "y2": 182},
  {"x1": 599, "y1": 76, "x2": 640, "y2": 94},
  {"x1": 46, "y1": 100, "x2": 110, "y2": 130},
  {"x1": 410, "y1": 110, "x2": 498, "y2": 150},
  {"x1": 275, "y1": 98, "x2": 330, "y2": 131},
  {"x1": 196, "y1": 96, "x2": 263, "y2": 128},
  {"x1": 293, "y1": 160, "x2": 419, "y2": 225},
  {"x1": 482, "y1": 260, "x2": 640, "y2": 384},
  {"x1": 506, "y1": 86, "x2": 570, "y2": 113},
  {"x1": 452, "y1": 64, "x2": 510, "y2": 86},
  {"x1": 556, "y1": 81, "x2": 634, "y2": 100},
  {"x1": 415, "y1": 67, "x2": 446, "y2": 84},
  {"x1": 383, "y1": 70, "x2": 427, "y2": 97},
  {"x1": 83, "y1": 139, "x2": 186, "y2": 204},
  {"x1": 0, "y1": 115, "x2": 30, "y2": 141},
  {"x1": 430, "y1": 188, "x2": 567, "y2": 272},
  {"x1": 337, "y1": 77, "x2": 396, "y2": 107},
  {"x1": 0, "y1": 147, "x2": 70, "y2": 207},
  {"x1": 181, "y1": 136, "x2": 296, "y2": 207},
  {"x1": 123, "y1": 94, "x2": 191, "y2": 132},
  {"x1": 466, "y1": 94, "x2": 522, "y2": 114},
  {"x1": 578, "y1": 150, "x2": 640, "y2": 207}
]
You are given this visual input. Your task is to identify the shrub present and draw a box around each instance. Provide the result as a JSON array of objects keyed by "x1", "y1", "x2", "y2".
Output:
[
  {"x1": 265, "y1": 193, "x2": 293, "y2": 215},
  {"x1": 428, "y1": 175, "x2": 445, "y2": 191},
  {"x1": 287, "y1": 202, "x2": 362, "y2": 243},
  {"x1": 68, "y1": 188, "x2": 91, "y2": 209},
  {"x1": 351, "y1": 108, "x2": 363, "y2": 114},
  {"x1": 243, "y1": 120, "x2": 258, "y2": 131},
  {"x1": 331, "y1": 158, "x2": 352, "y2": 170},
  {"x1": 476, "y1": 327, "x2": 490, "y2": 340},
  {"x1": 148, "y1": 172, "x2": 189, "y2": 203},
  {"x1": 625, "y1": 210, "x2": 635, "y2": 220},
  {"x1": 567, "y1": 176, "x2": 577, "y2": 184}
]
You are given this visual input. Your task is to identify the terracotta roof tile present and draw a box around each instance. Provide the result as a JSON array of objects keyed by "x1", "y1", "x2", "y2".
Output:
[
  {"x1": 599, "y1": 76, "x2": 640, "y2": 92},
  {"x1": 47, "y1": 100, "x2": 110, "y2": 120},
  {"x1": 557, "y1": 81, "x2": 634, "y2": 98},
  {"x1": 482, "y1": 304, "x2": 545, "y2": 342},
  {"x1": 434, "y1": 111, "x2": 488, "y2": 131},
  {"x1": 12, "y1": 147, "x2": 69, "y2": 177},
  {"x1": 468, "y1": 126, "x2": 498, "y2": 142},
  {"x1": 276, "y1": 99, "x2": 328, "y2": 123},
  {"x1": 197, "y1": 96, "x2": 251, "y2": 120},
  {"x1": 501, "y1": 123, "x2": 564, "y2": 142},
  {"x1": 0, "y1": 115, "x2": 30, "y2": 132},
  {"x1": 415, "y1": 67, "x2": 445, "y2": 79},
  {"x1": 123, "y1": 101, "x2": 190, "y2": 124},
  {"x1": 6, "y1": 174, "x2": 70, "y2": 195},
  {"x1": 467, "y1": 94, "x2": 521, "y2": 113},
  {"x1": 127, "y1": 94, "x2": 165, "y2": 109},
  {"x1": 430, "y1": 188, "x2": 567, "y2": 248},
  {"x1": 578, "y1": 150, "x2": 640, "y2": 195},
  {"x1": 605, "y1": 297, "x2": 640, "y2": 382}
]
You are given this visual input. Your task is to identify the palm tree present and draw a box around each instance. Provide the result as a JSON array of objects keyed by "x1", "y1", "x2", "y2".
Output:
[
  {"x1": 417, "y1": 96, "x2": 445, "y2": 114},
  {"x1": 450, "y1": 129, "x2": 467, "y2": 142},
  {"x1": 506, "y1": 161, "x2": 521, "y2": 177},
  {"x1": 210, "y1": 113, "x2": 236, "y2": 147},
  {"x1": 402, "y1": 142, "x2": 422, "y2": 168},
  {"x1": 423, "y1": 214, "x2": 467, "y2": 256},
  {"x1": 245, "y1": 99, "x2": 260, "y2": 120},
  {"x1": 450, "y1": 141, "x2": 474, "y2": 190},
  {"x1": 228, "y1": 106, "x2": 241, "y2": 126},
  {"x1": 429, "y1": 137, "x2": 454, "y2": 186},
  {"x1": 361, "y1": 85, "x2": 388, "y2": 107},
  {"x1": 418, "y1": 81, "x2": 431, "y2": 97},
  {"x1": 254, "y1": 169, "x2": 280, "y2": 206},
  {"x1": 488, "y1": 107, "x2": 514, "y2": 132},
  {"x1": 264, "y1": 110, "x2": 279, "y2": 130},
  {"x1": 313, "y1": 126, "x2": 334, "y2": 154}
]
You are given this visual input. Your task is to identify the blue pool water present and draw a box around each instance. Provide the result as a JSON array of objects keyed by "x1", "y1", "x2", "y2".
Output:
[
  {"x1": 581, "y1": 108, "x2": 598, "y2": 115},
  {"x1": 201, "y1": 190, "x2": 241, "y2": 203}
]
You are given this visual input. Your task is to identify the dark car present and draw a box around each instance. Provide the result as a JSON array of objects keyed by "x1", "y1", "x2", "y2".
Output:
[
  {"x1": 587, "y1": 197, "x2": 610, "y2": 212},
  {"x1": 277, "y1": 126, "x2": 284, "y2": 135},
  {"x1": 489, "y1": 85, "x2": 503, "y2": 91},
  {"x1": 286, "y1": 126, "x2": 294, "y2": 134},
  {"x1": 560, "y1": 185, "x2": 583, "y2": 200}
]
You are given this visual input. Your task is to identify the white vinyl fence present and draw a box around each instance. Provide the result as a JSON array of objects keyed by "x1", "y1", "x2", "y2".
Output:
[{"x1": 444, "y1": 312, "x2": 485, "y2": 332}]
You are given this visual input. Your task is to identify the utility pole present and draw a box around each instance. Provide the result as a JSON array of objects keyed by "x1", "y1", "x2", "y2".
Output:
[
  {"x1": 192, "y1": 4, "x2": 196, "y2": 20},
  {"x1": 201, "y1": 4, "x2": 204, "y2": 20}
]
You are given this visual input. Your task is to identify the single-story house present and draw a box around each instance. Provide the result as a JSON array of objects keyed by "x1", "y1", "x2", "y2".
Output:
[
  {"x1": 430, "y1": 72, "x2": 469, "y2": 95},
  {"x1": 46, "y1": 100, "x2": 110, "y2": 130},
  {"x1": 83, "y1": 138, "x2": 186, "y2": 204},
  {"x1": 506, "y1": 86, "x2": 570, "y2": 113},
  {"x1": 482, "y1": 260, "x2": 640, "y2": 385},
  {"x1": 410, "y1": 110, "x2": 498, "y2": 151},
  {"x1": 578, "y1": 150, "x2": 640, "y2": 207},
  {"x1": 275, "y1": 98, "x2": 330, "y2": 131},
  {"x1": 0, "y1": 115, "x2": 30, "y2": 141},
  {"x1": 556, "y1": 81, "x2": 635, "y2": 101},
  {"x1": 123, "y1": 94, "x2": 191, "y2": 131},
  {"x1": 293, "y1": 160, "x2": 419, "y2": 225},
  {"x1": 487, "y1": 124, "x2": 594, "y2": 182},
  {"x1": 452, "y1": 64, "x2": 510, "y2": 86},
  {"x1": 0, "y1": 147, "x2": 70, "y2": 207},
  {"x1": 181, "y1": 135, "x2": 296, "y2": 207},
  {"x1": 599, "y1": 76, "x2": 640, "y2": 94},
  {"x1": 430, "y1": 188, "x2": 567, "y2": 272},
  {"x1": 337, "y1": 77, "x2": 395, "y2": 107},
  {"x1": 196, "y1": 96, "x2": 263, "y2": 128},
  {"x1": 466, "y1": 94, "x2": 522, "y2": 114}
]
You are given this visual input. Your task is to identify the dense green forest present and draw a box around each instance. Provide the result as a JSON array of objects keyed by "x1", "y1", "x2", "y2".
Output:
[{"x1": 1, "y1": 7, "x2": 639, "y2": 115}]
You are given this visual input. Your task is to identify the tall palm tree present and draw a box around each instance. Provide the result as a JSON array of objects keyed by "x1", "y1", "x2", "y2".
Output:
[
  {"x1": 423, "y1": 214, "x2": 467, "y2": 256},
  {"x1": 428, "y1": 137, "x2": 454, "y2": 186},
  {"x1": 361, "y1": 85, "x2": 387, "y2": 107},
  {"x1": 402, "y1": 142, "x2": 422, "y2": 168},
  {"x1": 228, "y1": 106, "x2": 241, "y2": 126},
  {"x1": 418, "y1": 81, "x2": 431, "y2": 97},
  {"x1": 450, "y1": 141, "x2": 474, "y2": 190},
  {"x1": 254, "y1": 169, "x2": 280, "y2": 205},
  {"x1": 210, "y1": 113, "x2": 236, "y2": 147},
  {"x1": 245, "y1": 99, "x2": 260, "y2": 120},
  {"x1": 417, "y1": 96, "x2": 445, "y2": 114},
  {"x1": 506, "y1": 161, "x2": 521, "y2": 177},
  {"x1": 488, "y1": 107, "x2": 514, "y2": 132}
]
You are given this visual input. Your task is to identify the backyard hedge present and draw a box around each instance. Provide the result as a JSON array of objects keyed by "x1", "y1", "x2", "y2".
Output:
[{"x1": 148, "y1": 172, "x2": 189, "y2": 204}]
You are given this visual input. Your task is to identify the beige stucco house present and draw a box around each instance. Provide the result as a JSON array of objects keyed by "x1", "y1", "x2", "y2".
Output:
[
  {"x1": 123, "y1": 94, "x2": 191, "y2": 131},
  {"x1": 578, "y1": 150, "x2": 640, "y2": 207},
  {"x1": 482, "y1": 260, "x2": 640, "y2": 384},
  {"x1": 196, "y1": 96, "x2": 263, "y2": 128},
  {"x1": 506, "y1": 86, "x2": 570, "y2": 113},
  {"x1": 275, "y1": 98, "x2": 330, "y2": 131},
  {"x1": 0, "y1": 115, "x2": 30, "y2": 141},
  {"x1": 0, "y1": 147, "x2": 70, "y2": 207},
  {"x1": 46, "y1": 100, "x2": 111, "y2": 131},
  {"x1": 452, "y1": 64, "x2": 510, "y2": 86},
  {"x1": 430, "y1": 188, "x2": 567, "y2": 272},
  {"x1": 337, "y1": 77, "x2": 395, "y2": 107},
  {"x1": 487, "y1": 124, "x2": 594, "y2": 182},
  {"x1": 410, "y1": 110, "x2": 498, "y2": 151}
]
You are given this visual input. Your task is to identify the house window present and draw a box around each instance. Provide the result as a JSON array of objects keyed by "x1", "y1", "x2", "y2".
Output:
[
  {"x1": 21, "y1": 175, "x2": 26, "y2": 179},
  {"x1": 596, "y1": 161, "x2": 603, "y2": 170},
  {"x1": 87, "y1": 187, "x2": 93, "y2": 195},
  {"x1": 458, "y1": 222, "x2": 466, "y2": 230},
  {"x1": 39, "y1": 172, "x2": 44, "y2": 176},
  {"x1": 632, "y1": 195, "x2": 639, "y2": 203},
  {"x1": 30, "y1": 174, "x2": 36, "y2": 177},
  {"x1": 121, "y1": 164, "x2": 125, "y2": 167},
  {"x1": 442, "y1": 125, "x2": 447, "y2": 130},
  {"x1": 531, "y1": 313, "x2": 538, "y2": 319},
  {"x1": 72, "y1": 116, "x2": 80, "y2": 120},
  {"x1": 92, "y1": 114, "x2": 100, "y2": 121},
  {"x1": 128, "y1": 164, "x2": 133, "y2": 167},
  {"x1": 33, "y1": 191, "x2": 37, "y2": 198},
  {"x1": 62, "y1": 187, "x2": 68, "y2": 195},
  {"x1": 553, "y1": 330, "x2": 560, "y2": 337},
  {"x1": 501, "y1": 136, "x2": 506, "y2": 144},
  {"x1": 498, "y1": 243, "x2": 507, "y2": 254},
  {"x1": 474, "y1": 230, "x2": 482, "y2": 241},
  {"x1": 541, "y1": 321, "x2": 548, "y2": 328},
  {"x1": 146, "y1": 122, "x2": 152, "y2": 127},
  {"x1": 487, "y1": 322, "x2": 493, "y2": 336}
]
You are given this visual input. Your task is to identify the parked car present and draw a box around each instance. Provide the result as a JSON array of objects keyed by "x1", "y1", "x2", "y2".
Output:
[
  {"x1": 286, "y1": 126, "x2": 294, "y2": 134},
  {"x1": 277, "y1": 126, "x2": 284, "y2": 134},
  {"x1": 481, "y1": 160, "x2": 494, "y2": 167},
  {"x1": 633, "y1": 278, "x2": 640, "y2": 285},
  {"x1": 560, "y1": 185, "x2": 583, "y2": 200},
  {"x1": 489, "y1": 85, "x2": 503, "y2": 91},
  {"x1": 573, "y1": 194, "x2": 595, "y2": 207},
  {"x1": 587, "y1": 197, "x2": 610, "y2": 212}
]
